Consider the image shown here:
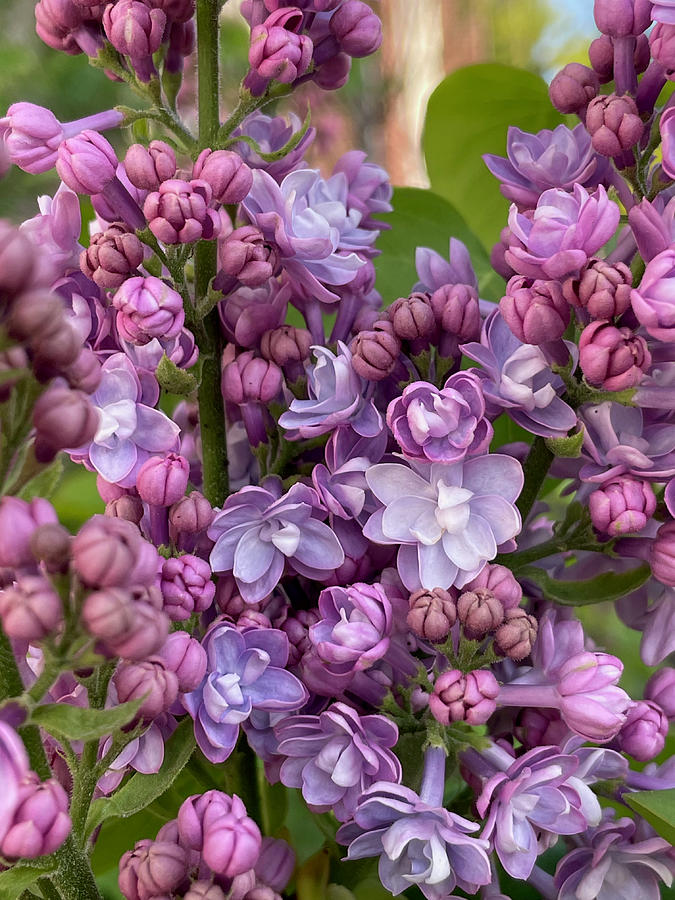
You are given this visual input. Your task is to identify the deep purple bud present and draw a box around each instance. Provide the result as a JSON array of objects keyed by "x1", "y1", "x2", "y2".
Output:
[
  {"x1": 177, "y1": 791, "x2": 262, "y2": 878},
  {"x1": 219, "y1": 225, "x2": 279, "y2": 287},
  {"x1": 457, "y1": 588, "x2": 504, "y2": 640},
  {"x1": 82, "y1": 588, "x2": 169, "y2": 660},
  {"x1": 594, "y1": 0, "x2": 652, "y2": 36},
  {"x1": 144, "y1": 178, "x2": 222, "y2": 244},
  {"x1": 72, "y1": 515, "x2": 160, "y2": 589},
  {"x1": 193, "y1": 149, "x2": 253, "y2": 204},
  {"x1": 56, "y1": 130, "x2": 118, "y2": 194},
  {"x1": 407, "y1": 587, "x2": 457, "y2": 642},
  {"x1": 30, "y1": 523, "x2": 71, "y2": 573},
  {"x1": 103, "y1": 0, "x2": 166, "y2": 81},
  {"x1": 463, "y1": 564, "x2": 522, "y2": 611},
  {"x1": 136, "y1": 840, "x2": 189, "y2": 899},
  {"x1": 222, "y1": 352, "x2": 283, "y2": 404},
  {"x1": 651, "y1": 520, "x2": 675, "y2": 586},
  {"x1": 114, "y1": 658, "x2": 178, "y2": 722},
  {"x1": 588, "y1": 476, "x2": 656, "y2": 537},
  {"x1": 494, "y1": 608, "x2": 537, "y2": 660},
  {"x1": 586, "y1": 94, "x2": 644, "y2": 157},
  {"x1": 389, "y1": 292, "x2": 436, "y2": 341},
  {"x1": 500, "y1": 276, "x2": 570, "y2": 344},
  {"x1": 106, "y1": 495, "x2": 145, "y2": 525},
  {"x1": 350, "y1": 323, "x2": 400, "y2": 381},
  {"x1": 1, "y1": 774, "x2": 71, "y2": 859},
  {"x1": 33, "y1": 387, "x2": 99, "y2": 462},
  {"x1": 81, "y1": 224, "x2": 144, "y2": 289},
  {"x1": 124, "y1": 141, "x2": 177, "y2": 191},
  {"x1": 260, "y1": 326, "x2": 312, "y2": 368},
  {"x1": 579, "y1": 320, "x2": 651, "y2": 391},
  {"x1": 160, "y1": 554, "x2": 215, "y2": 621},
  {"x1": 617, "y1": 700, "x2": 668, "y2": 761},
  {"x1": 313, "y1": 51, "x2": 351, "y2": 90},
  {"x1": 254, "y1": 837, "x2": 295, "y2": 893},
  {"x1": 0, "y1": 576, "x2": 62, "y2": 641},
  {"x1": 645, "y1": 668, "x2": 675, "y2": 719},
  {"x1": 549, "y1": 63, "x2": 599, "y2": 115},
  {"x1": 0, "y1": 497, "x2": 58, "y2": 569},
  {"x1": 329, "y1": 0, "x2": 382, "y2": 57},
  {"x1": 159, "y1": 631, "x2": 207, "y2": 692},
  {"x1": 429, "y1": 668, "x2": 499, "y2": 726},
  {"x1": 429, "y1": 282, "x2": 481, "y2": 342},
  {"x1": 137, "y1": 453, "x2": 190, "y2": 507},
  {"x1": 112, "y1": 275, "x2": 185, "y2": 345},
  {"x1": 169, "y1": 491, "x2": 214, "y2": 536},
  {"x1": 563, "y1": 258, "x2": 632, "y2": 319}
]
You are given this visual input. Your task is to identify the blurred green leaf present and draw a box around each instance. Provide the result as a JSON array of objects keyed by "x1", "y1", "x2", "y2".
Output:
[
  {"x1": 285, "y1": 788, "x2": 326, "y2": 866},
  {"x1": 31, "y1": 698, "x2": 142, "y2": 742},
  {"x1": 625, "y1": 790, "x2": 675, "y2": 845},
  {"x1": 0, "y1": 864, "x2": 52, "y2": 899},
  {"x1": 17, "y1": 455, "x2": 64, "y2": 501},
  {"x1": 51, "y1": 463, "x2": 103, "y2": 533},
  {"x1": 423, "y1": 64, "x2": 563, "y2": 249},
  {"x1": 520, "y1": 563, "x2": 651, "y2": 606}
]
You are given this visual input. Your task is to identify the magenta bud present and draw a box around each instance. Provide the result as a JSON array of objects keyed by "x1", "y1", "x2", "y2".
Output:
[
  {"x1": 160, "y1": 553, "x2": 215, "y2": 621},
  {"x1": 103, "y1": 0, "x2": 166, "y2": 80},
  {"x1": 81, "y1": 224, "x2": 144, "y2": 289},
  {"x1": 429, "y1": 282, "x2": 481, "y2": 342},
  {"x1": 96, "y1": 476, "x2": 129, "y2": 504},
  {"x1": 114, "y1": 658, "x2": 179, "y2": 722},
  {"x1": 260, "y1": 326, "x2": 312, "y2": 368},
  {"x1": 237, "y1": 609, "x2": 271, "y2": 630},
  {"x1": 169, "y1": 491, "x2": 214, "y2": 536},
  {"x1": 65, "y1": 347, "x2": 102, "y2": 394},
  {"x1": 33, "y1": 387, "x2": 99, "y2": 462},
  {"x1": 389, "y1": 292, "x2": 436, "y2": 341},
  {"x1": 457, "y1": 588, "x2": 504, "y2": 640},
  {"x1": 588, "y1": 34, "x2": 615, "y2": 82},
  {"x1": 56, "y1": 129, "x2": 118, "y2": 194},
  {"x1": 249, "y1": 14, "x2": 313, "y2": 85},
  {"x1": 112, "y1": 275, "x2": 185, "y2": 345},
  {"x1": 463, "y1": 564, "x2": 522, "y2": 611},
  {"x1": 137, "y1": 840, "x2": 189, "y2": 899},
  {"x1": 549, "y1": 63, "x2": 599, "y2": 115},
  {"x1": 1, "y1": 774, "x2": 71, "y2": 859},
  {"x1": 500, "y1": 276, "x2": 570, "y2": 344},
  {"x1": 193, "y1": 149, "x2": 253, "y2": 205},
  {"x1": 350, "y1": 323, "x2": 400, "y2": 381},
  {"x1": 329, "y1": 0, "x2": 382, "y2": 57},
  {"x1": 124, "y1": 141, "x2": 177, "y2": 191},
  {"x1": 29, "y1": 523, "x2": 71, "y2": 573},
  {"x1": 645, "y1": 667, "x2": 675, "y2": 719},
  {"x1": 222, "y1": 352, "x2": 284, "y2": 404},
  {"x1": 106, "y1": 495, "x2": 145, "y2": 525},
  {"x1": 563, "y1": 258, "x2": 632, "y2": 319},
  {"x1": 406, "y1": 588, "x2": 457, "y2": 642},
  {"x1": 586, "y1": 94, "x2": 644, "y2": 157},
  {"x1": 579, "y1": 320, "x2": 651, "y2": 391},
  {"x1": 429, "y1": 668, "x2": 499, "y2": 726},
  {"x1": 0, "y1": 102, "x2": 64, "y2": 175},
  {"x1": 0, "y1": 497, "x2": 58, "y2": 569},
  {"x1": 144, "y1": 178, "x2": 222, "y2": 244},
  {"x1": 494, "y1": 608, "x2": 538, "y2": 660},
  {"x1": 149, "y1": 0, "x2": 195, "y2": 23},
  {"x1": 594, "y1": 0, "x2": 652, "y2": 37},
  {"x1": 82, "y1": 588, "x2": 168, "y2": 660},
  {"x1": 72, "y1": 515, "x2": 160, "y2": 589},
  {"x1": 0, "y1": 576, "x2": 62, "y2": 642},
  {"x1": 137, "y1": 453, "x2": 190, "y2": 507},
  {"x1": 7, "y1": 290, "x2": 68, "y2": 345},
  {"x1": 219, "y1": 225, "x2": 279, "y2": 287},
  {"x1": 651, "y1": 520, "x2": 675, "y2": 586},
  {"x1": 588, "y1": 476, "x2": 656, "y2": 537},
  {"x1": 617, "y1": 700, "x2": 668, "y2": 761},
  {"x1": 158, "y1": 631, "x2": 207, "y2": 692},
  {"x1": 177, "y1": 791, "x2": 261, "y2": 877},
  {"x1": 119, "y1": 839, "x2": 153, "y2": 900}
]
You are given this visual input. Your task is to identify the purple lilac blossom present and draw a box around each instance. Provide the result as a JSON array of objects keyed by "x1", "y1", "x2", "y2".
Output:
[
  {"x1": 183, "y1": 623, "x2": 308, "y2": 763},
  {"x1": 232, "y1": 111, "x2": 316, "y2": 182},
  {"x1": 363, "y1": 454, "x2": 523, "y2": 591},
  {"x1": 275, "y1": 703, "x2": 401, "y2": 822},
  {"x1": 208, "y1": 478, "x2": 344, "y2": 603},
  {"x1": 0, "y1": 723, "x2": 30, "y2": 845},
  {"x1": 332, "y1": 150, "x2": 393, "y2": 228},
  {"x1": 312, "y1": 425, "x2": 387, "y2": 520},
  {"x1": 415, "y1": 237, "x2": 478, "y2": 293},
  {"x1": 20, "y1": 183, "x2": 82, "y2": 281},
  {"x1": 616, "y1": 581, "x2": 675, "y2": 665}
]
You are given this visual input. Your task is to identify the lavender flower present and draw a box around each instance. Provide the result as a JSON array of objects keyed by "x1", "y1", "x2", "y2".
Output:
[
  {"x1": 232, "y1": 111, "x2": 316, "y2": 182},
  {"x1": 0, "y1": 723, "x2": 30, "y2": 846},
  {"x1": 20, "y1": 183, "x2": 82, "y2": 280},
  {"x1": 183, "y1": 623, "x2": 308, "y2": 763},
  {"x1": 415, "y1": 237, "x2": 478, "y2": 293},
  {"x1": 364, "y1": 454, "x2": 523, "y2": 591},
  {"x1": 275, "y1": 703, "x2": 401, "y2": 821}
]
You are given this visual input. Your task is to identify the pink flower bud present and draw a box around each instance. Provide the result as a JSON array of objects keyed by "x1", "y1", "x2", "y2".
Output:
[
  {"x1": 586, "y1": 93, "x2": 644, "y2": 157},
  {"x1": 184, "y1": 883, "x2": 227, "y2": 900},
  {"x1": 193, "y1": 150, "x2": 253, "y2": 205},
  {"x1": 651, "y1": 22, "x2": 675, "y2": 72},
  {"x1": 0, "y1": 102, "x2": 64, "y2": 174},
  {"x1": 0, "y1": 497, "x2": 58, "y2": 569},
  {"x1": 588, "y1": 34, "x2": 615, "y2": 82},
  {"x1": 429, "y1": 668, "x2": 499, "y2": 726},
  {"x1": 112, "y1": 275, "x2": 185, "y2": 345},
  {"x1": 457, "y1": 588, "x2": 504, "y2": 640},
  {"x1": 219, "y1": 225, "x2": 279, "y2": 287},
  {"x1": 549, "y1": 63, "x2": 599, "y2": 115},
  {"x1": 82, "y1": 588, "x2": 168, "y2": 660},
  {"x1": 137, "y1": 453, "x2": 190, "y2": 507},
  {"x1": 56, "y1": 130, "x2": 118, "y2": 194},
  {"x1": 617, "y1": 700, "x2": 668, "y2": 761},
  {"x1": 158, "y1": 631, "x2": 207, "y2": 692},
  {"x1": 0, "y1": 576, "x2": 62, "y2": 641},
  {"x1": 169, "y1": 491, "x2": 214, "y2": 536},
  {"x1": 0, "y1": 224, "x2": 40, "y2": 297},
  {"x1": 389, "y1": 292, "x2": 436, "y2": 341},
  {"x1": 33, "y1": 387, "x2": 99, "y2": 462},
  {"x1": 7, "y1": 290, "x2": 68, "y2": 345},
  {"x1": 222, "y1": 352, "x2": 283, "y2": 404},
  {"x1": 579, "y1": 320, "x2": 651, "y2": 391},
  {"x1": 651, "y1": 520, "x2": 675, "y2": 586},
  {"x1": 35, "y1": 0, "x2": 87, "y2": 54},
  {"x1": 72, "y1": 515, "x2": 160, "y2": 589},
  {"x1": 103, "y1": 0, "x2": 166, "y2": 82},
  {"x1": 144, "y1": 178, "x2": 222, "y2": 244},
  {"x1": 30, "y1": 523, "x2": 72, "y2": 573},
  {"x1": 106, "y1": 495, "x2": 145, "y2": 525},
  {"x1": 124, "y1": 141, "x2": 177, "y2": 191},
  {"x1": 645, "y1": 667, "x2": 675, "y2": 719},
  {"x1": 1, "y1": 774, "x2": 71, "y2": 859},
  {"x1": 136, "y1": 839, "x2": 189, "y2": 899},
  {"x1": 406, "y1": 588, "x2": 457, "y2": 642},
  {"x1": 32, "y1": 320, "x2": 83, "y2": 381},
  {"x1": 96, "y1": 476, "x2": 129, "y2": 504},
  {"x1": 260, "y1": 326, "x2": 312, "y2": 368},
  {"x1": 249, "y1": 12, "x2": 313, "y2": 84},
  {"x1": 588, "y1": 476, "x2": 656, "y2": 537},
  {"x1": 500, "y1": 276, "x2": 570, "y2": 344},
  {"x1": 119, "y1": 839, "x2": 153, "y2": 900},
  {"x1": 65, "y1": 347, "x2": 102, "y2": 394},
  {"x1": 350, "y1": 324, "x2": 400, "y2": 381},
  {"x1": 160, "y1": 554, "x2": 215, "y2": 620},
  {"x1": 429, "y1": 283, "x2": 481, "y2": 342},
  {"x1": 177, "y1": 791, "x2": 261, "y2": 877},
  {"x1": 594, "y1": 0, "x2": 652, "y2": 37},
  {"x1": 329, "y1": 0, "x2": 382, "y2": 57},
  {"x1": 563, "y1": 258, "x2": 632, "y2": 319},
  {"x1": 463, "y1": 564, "x2": 522, "y2": 611},
  {"x1": 313, "y1": 52, "x2": 351, "y2": 91},
  {"x1": 494, "y1": 608, "x2": 537, "y2": 660},
  {"x1": 81, "y1": 224, "x2": 144, "y2": 289},
  {"x1": 114, "y1": 658, "x2": 179, "y2": 722}
]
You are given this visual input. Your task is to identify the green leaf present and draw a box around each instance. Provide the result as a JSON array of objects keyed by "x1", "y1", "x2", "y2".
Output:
[
  {"x1": 519, "y1": 563, "x2": 651, "y2": 606},
  {"x1": 373, "y1": 186, "x2": 502, "y2": 306},
  {"x1": 625, "y1": 789, "x2": 675, "y2": 845},
  {"x1": 17, "y1": 455, "x2": 64, "y2": 501},
  {"x1": 0, "y1": 863, "x2": 53, "y2": 900},
  {"x1": 423, "y1": 63, "x2": 563, "y2": 249},
  {"x1": 86, "y1": 717, "x2": 195, "y2": 834},
  {"x1": 30, "y1": 697, "x2": 143, "y2": 742},
  {"x1": 156, "y1": 353, "x2": 199, "y2": 396}
]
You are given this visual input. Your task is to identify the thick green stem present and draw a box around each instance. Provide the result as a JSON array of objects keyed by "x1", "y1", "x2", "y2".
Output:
[{"x1": 516, "y1": 436, "x2": 554, "y2": 524}]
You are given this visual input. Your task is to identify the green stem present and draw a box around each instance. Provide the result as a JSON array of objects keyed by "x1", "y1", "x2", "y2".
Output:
[
  {"x1": 516, "y1": 436, "x2": 554, "y2": 524},
  {"x1": 497, "y1": 537, "x2": 567, "y2": 573}
]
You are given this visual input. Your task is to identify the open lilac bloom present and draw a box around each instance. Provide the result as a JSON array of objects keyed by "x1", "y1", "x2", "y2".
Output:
[
  {"x1": 364, "y1": 454, "x2": 523, "y2": 591},
  {"x1": 415, "y1": 237, "x2": 478, "y2": 293},
  {"x1": 233, "y1": 111, "x2": 316, "y2": 181},
  {"x1": 312, "y1": 426, "x2": 387, "y2": 520},
  {"x1": 183, "y1": 624, "x2": 308, "y2": 763}
]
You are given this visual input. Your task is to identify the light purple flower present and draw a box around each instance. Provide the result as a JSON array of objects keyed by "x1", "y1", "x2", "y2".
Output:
[
  {"x1": 415, "y1": 237, "x2": 478, "y2": 293},
  {"x1": 332, "y1": 150, "x2": 393, "y2": 229},
  {"x1": 208, "y1": 479, "x2": 344, "y2": 603},
  {"x1": 617, "y1": 581, "x2": 675, "y2": 665},
  {"x1": 20, "y1": 183, "x2": 82, "y2": 280},
  {"x1": 242, "y1": 168, "x2": 367, "y2": 303},
  {"x1": 627, "y1": 196, "x2": 675, "y2": 263},
  {"x1": 631, "y1": 247, "x2": 675, "y2": 342},
  {"x1": 312, "y1": 425, "x2": 387, "y2": 520},
  {"x1": 653, "y1": 0, "x2": 675, "y2": 23},
  {"x1": 364, "y1": 454, "x2": 523, "y2": 592},
  {"x1": 232, "y1": 111, "x2": 316, "y2": 182},
  {"x1": 386, "y1": 371, "x2": 493, "y2": 464},
  {"x1": 275, "y1": 703, "x2": 401, "y2": 822},
  {"x1": 462, "y1": 310, "x2": 578, "y2": 438},
  {"x1": 183, "y1": 624, "x2": 308, "y2": 763},
  {"x1": 0, "y1": 723, "x2": 30, "y2": 845},
  {"x1": 483, "y1": 124, "x2": 609, "y2": 209},
  {"x1": 68, "y1": 352, "x2": 180, "y2": 488},
  {"x1": 506, "y1": 184, "x2": 620, "y2": 281},
  {"x1": 279, "y1": 342, "x2": 382, "y2": 439}
]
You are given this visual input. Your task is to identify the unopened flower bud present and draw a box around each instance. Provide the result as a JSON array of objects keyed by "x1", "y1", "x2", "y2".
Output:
[
  {"x1": 82, "y1": 588, "x2": 168, "y2": 660},
  {"x1": 406, "y1": 588, "x2": 456, "y2": 642},
  {"x1": 245, "y1": 887, "x2": 281, "y2": 900},
  {"x1": 193, "y1": 149, "x2": 253, "y2": 205},
  {"x1": 350, "y1": 325, "x2": 400, "y2": 381},
  {"x1": 159, "y1": 631, "x2": 207, "y2": 692},
  {"x1": 0, "y1": 774, "x2": 71, "y2": 859},
  {"x1": 254, "y1": 837, "x2": 295, "y2": 894},
  {"x1": 563, "y1": 258, "x2": 632, "y2": 319},
  {"x1": 389, "y1": 292, "x2": 435, "y2": 341},
  {"x1": 30, "y1": 523, "x2": 71, "y2": 573},
  {"x1": 219, "y1": 226, "x2": 279, "y2": 288},
  {"x1": 184, "y1": 883, "x2": 227, "y2": 900},
  {"x1": 429, "y1": 283, "x2": 481, "y2": 342},
  {"x1": 169, "y1": 491, "x2": 214, "y2": 536},
  {"x1": 64, "y1": 347, "x2": 102, "y2": 394},
  {"x1": 124, "y1": 141, "x2": 177, "y2": 191},
  {"x1": 579, "y1": 320, "x2": 651, "y2": 391},
  {"x1": 650, "y1": 22, "x2": 675, "y2": 72},
  {"x1": 329, "y1": 0, "x2": 382, "y2": 57},
  {"x1": 136, "y1": 839, "x2": 189, "y2": 899},
  {"x1": 222, "y1": 352, "x2": 283, "y2": 404},
  {"x1": 112, "y1": 275, "x2": 185, "y2": 345},
  {"x1": 588, "y1": 34, "x2": 615, "y2": 82},
  {"x1": 651, "y1": 520, "x2": 675, "y2": 586},
  {"x1": 494, "y1": 608, "x2": 538, "y2": 660},
  {"x1": 645, "y1": 667, "x2": 675, "y2": 719},
  {"x1": 248, "y1": 11, "x2": 313, "y2": 85},
  {"x1": 588, "y1": 476, "x2": 656, "y2": 537},
  {"x1": 549, "y1": 63, "x2": 599, "y2": 115},
  {"x1": 260, "y1": 325, "x2": 312, "y2": 367},
  {"x1": 0, "y1": 224, "x2": 40, "y2": 298},
  {"x1": 594, "y1": 0, "x2": 652, "y2": 37},
  {"x1": 0, "y1": 497, "x2": 58, "y2": 569},
  {"x1": 144, "y1": 178, "x2": 222, "y2": 244},
  {"x1": 72, "y1": 515, "x2": 159, "y2": 589},
  {"x1": 500, "y1": 277, "x2": 570, "y2": 344},
  {"x1": 7, "y1": 290, "x2": 67, "y2": 345},
  {"x1": 56, "y1": 130, "x2": 118, "y2": 195},
  {"x1": 33, "y1": 387, "x2": 99, "y2": 462},
  {"x1": 119, "y1": 839, "x2": 152, "y2": 900},
  {"x1": 106, "y1": 495, "x2": 145, "y2": 525},
  {"x1": 586, "y1": 94, "x2": 644, "y2": 157},
  {"x1": 32, "y1": 320, "x2": 82, "y2": 379},
  {"x1": 0, "y1": 576, "x2": 62, "y2": 641},
  {"x1": 617, "y1": 699, "x2": 668, "y2": 761},
  {"x1": 457, "y1": 588, "x2": 504, "y2": 640},
  {"x1": 103, "y1": 0, "x2": 166, "y2": 81},
  {"x1": 160, "y1": 554, "x2": 215, "y2": 621},
  {"x1": 137, "y1": 453, "x2": 190, "y2": 507},
  {"x1": 429, "y1": 668, "x2": 499, "y2": 726},
  {"x1": 114, "y1": 658, "x2": 179, "y2": 722},
  {"x1": 178, "y1": 791, "x2": 261, "y2": 878},
  {"x1": 81, "y1": 224, "x2": 144, "y2": 289},
  {"x1": 463, "y1": 564, "x2": 522, "y2": 611}
]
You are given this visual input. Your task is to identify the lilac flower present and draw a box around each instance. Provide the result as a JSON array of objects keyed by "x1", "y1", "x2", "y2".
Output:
[
  {"x1": 653, "y1": 0, "x2": 675, "y2": 23},
  {"x1": 312, "y1": 425, "x2": 387, "y2": 520},
  {"x1": 616, "y1": 581, "x2": 675, "y2": 666},
  {"x1": 242, "y1": 168, "x2": 367, "y2": 303},
  {"x1": 20, "y1": 183, "x2": 82, "y2": 280},
  {"x1": 183, "y1": 624, "x2": 308, "y2": 763},
  {"x1": 98, "y1": 714, "x2": 176, "y2": 795},
  {"x1": 333, "y1": 150, "x2": 393, "y2": 228},
  {"x1": 415, "y1": 237, "x2": 478, "y2": 293},
  {"x1": 68, "y1": 352, "x2": 180, "y2": 488},
  {"x1": 0, "y1": 723, "x2": 30, "y2": 845},
  {"x1": 631, "y1": 247, "x2": 675, "y2": 342},
  {"x1": 483, "y1": 124, "x2": 609, "y2": 209},
  {"x1": 232, "y1": 111, "x2": 316, "y2": 182},
  {"x1": 386, "y1": 371, "x2": 493, "y2": 464},
  {"x1": 278, "y1": 343, "x2": 382, "y2": 439},
  {"x1": 555, "y1": 812, "x2": 675, "y2": 900},
  {"x1": 275, "y1": 703, "x2": 401, "y2": 821},
  {"x1": 363, "y1": 454, "x2": 523, "y2": 591},
  {"x1": 208, "y1": 479, "x2": 344, "y2": 603},
  {"x1": 506, "y1": 184, "x2": 620, "y2": 280},
  {"x1": 462, "y1": 310, "x2": 578, "y2": 438}
]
